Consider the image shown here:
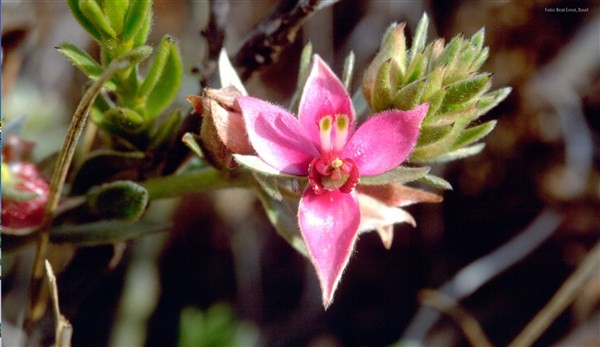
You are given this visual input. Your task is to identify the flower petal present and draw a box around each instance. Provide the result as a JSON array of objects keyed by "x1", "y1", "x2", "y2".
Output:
[
  {"x1": 298, "y1": 189, "x2": 360, "y2": 308},
  {"x1": 299, "y1": 55, "x2": 356, "y2": 147},
  {"x1": 357, "y1": 193, "x2": 416, "y2": 249},
  {"x1": 342, "y1": 103, "x2": 428, "y2": 176},
  {"x1": 238, "y1": 96, "x2": 319, "y2": 174}
]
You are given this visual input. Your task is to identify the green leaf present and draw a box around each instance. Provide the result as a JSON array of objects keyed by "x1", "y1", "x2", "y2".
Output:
[
  {"x1": 360, "y1": 166, "x2": 430, "y2": 185},
  {"x1": 57, "y1": 42, "x2": 103, "y2": 78},
  {"x1": 138, "y1": 35, "x2": 172, "y2": 99},
  {"x1": 253, "y1": 173, "x2": 283, "y2": 201},
  {"x1": 409, "y1": 13, "x2": 429, "y2": 64},
  {"x1": 255, "y1": 189, "x2": 308, "y2": 257},
  {"x1": 470, "y1": 28, "x2": 485, "y2": 52},
  {"x1": 434, "y1": 35, "x2": 462, "y2": 71},
  {"x1": 133, "y1": 5, "x2": 152, "y2": 46},
  {"x1": 233, "y1": 154, "x2": 301, "y2": 179},
  {"x1": 50, "y1": 220, "x2": 168, "y2": 245},
  {"x1": 103, "y1": 0, "x2": 128, "y2": 36},
  {"x1": 411, "y1": 115, "x2": 471, "y2": 162},
  {"x1": 404, "y1": 52, "x2": 427, "y2": 85},
  {"x1": 452, "y1": 120, "x2": 497, "y2": 150},
  {"x1": 372, "y1": 59, "x2": 393, "y2": 111},
  {"x1": 116, "y1": 44, "x2": 153, "y2": 66},
  {"x1": 71, "y1": 150, "x2": 146, "y2": 195},
  {"x1": 79, "y1": 0, "x2": 117, "y2": 38},
  {"x1": 103, "y1": 107, "x2": 145, "y2": 133},
  {"x1": 142, "y1": 36, "x2": 183, "y2": 120},
  {"x1": 87, "y1": 180, "x2": 149, "y2": 221},
  {"x1": 122, "y1": 0, "x2": 152, "y2": 42},
  {"x1": 470, "y1": 46, "x2": 489, "y2": 71},
  {"x1": 444, "y1": 73, "x2": 491, "y2": 105},
  {"x1": 476, "y1": 87, "x2": 512, "y2": 117},
  {"x1": 420, "y1": 173, "x2": 453, "y2": 190},
  {"x1": 393, "y1": 78, "x2": 427, "y2": 110},
  {"x1": 67, "y1": 0, "x2": 102, "y2": 41},
  {"x1": 182, "y1": 132, "x2": 205, "y2": 159},
  {"x1": 433, "y1": 143, "x2": 485, "y2": 162}
]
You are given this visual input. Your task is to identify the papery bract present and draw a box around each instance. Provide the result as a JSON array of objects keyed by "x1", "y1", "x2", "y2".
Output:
[{"x1": 238, "y1": 55, "x2": 428, "y2": 307}]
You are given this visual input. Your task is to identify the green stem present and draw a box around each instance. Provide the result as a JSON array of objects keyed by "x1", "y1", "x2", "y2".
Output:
[
  {"x1": 28, "y1": 59, "x2": 129, "y2": 326},
  {"x1": 140, "y1": 168, "x2": 247, "y2": 200}
]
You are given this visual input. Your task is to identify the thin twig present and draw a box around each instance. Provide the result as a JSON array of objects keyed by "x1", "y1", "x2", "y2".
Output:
[
  {"x1": 401, "y1": 208, "x2": 563, "y2": 345},
  {"x1": 234, "y1": 0, "x2": 338, "y2": 80},
  {"x1": 28, "y1": 60, "x2": 128, "y2": 325},
  {"x1": 508, "y1": 241, "x2": 600, "y2": 347},
  {"x1": 45, "y1": 260, "x2": 73, "y2": 347},
  {"x1": 419, "y1": 289, "x2": 494, "y2": 347}
]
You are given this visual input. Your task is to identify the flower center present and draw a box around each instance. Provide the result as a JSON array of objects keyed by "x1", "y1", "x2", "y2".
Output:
[{"x1": 308, "y1": 156, "x2": 359, "y2": 194}]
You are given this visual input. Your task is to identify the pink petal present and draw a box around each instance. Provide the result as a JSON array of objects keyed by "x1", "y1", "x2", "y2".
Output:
[
  {"x1": 342, "y1": 103, "x2": 428, "y2": 176},
  {"x1": 238, "y1": 96, "x2": 319, "y2": 175},
  {"x1": 298, "y1": 189, "x2": 360, "y2": 308},
  {"x1": 357, "y1": 193, "x2": 416, "y2": 249},
  {"x1": 299, "y1": 55, "x2": 356, "y2": 147}
]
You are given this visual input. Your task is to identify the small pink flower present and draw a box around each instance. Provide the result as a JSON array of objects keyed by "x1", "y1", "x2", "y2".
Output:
[{"x1": 238, "y1": 55, "x2": 428, "y2": 307}]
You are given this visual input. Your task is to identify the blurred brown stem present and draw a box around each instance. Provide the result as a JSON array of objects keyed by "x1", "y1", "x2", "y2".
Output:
[{"x1": 508, "y1": 240, "x2": 600, "y2": 347}]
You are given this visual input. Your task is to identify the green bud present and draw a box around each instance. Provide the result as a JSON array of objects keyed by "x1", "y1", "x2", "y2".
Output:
[
  {"x1": 79, "y1": 0, "x2": 117, "y2": 39},
  {"x1": 104, "y1": 107, "x2": 145, "y2": 132}
]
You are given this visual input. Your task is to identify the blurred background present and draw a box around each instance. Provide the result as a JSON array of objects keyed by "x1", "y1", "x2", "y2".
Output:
[{"x1": 2, "y1": 0, "x2": 599, "y2": 346}]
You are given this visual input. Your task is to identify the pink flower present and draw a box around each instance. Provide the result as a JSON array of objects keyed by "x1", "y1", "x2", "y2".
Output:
[{"x1": 237, "y1": 55, "x2": 428, "y2": 307}]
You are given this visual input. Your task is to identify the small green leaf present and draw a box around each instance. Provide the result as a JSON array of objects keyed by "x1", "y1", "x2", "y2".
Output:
[
  {"x1": 409, "y1": 13, "x2": 429, "y2": 64},
  {"x1": 87, "y1": 180, "x2": 149, "y2": 221},
  {"x1": 58, "y1": 42, "x2": 103, "y2": 78},
  {"x1": 122, "y1": 0, "x2": 151, "y2": 42},
  {"x1": 256, "y1": 189, "x2": 308, "y2": 257},
  {"x1": 420, "y1": 174, "x2": 453, "y2": 190},
  {"x1": 79, "y1": 0, "x2": 118, "y2": 38},
  {"x1": 67, "y1": 0, "x2": 102, "y2": 41},
  {"x1": 372, "y1": 59, "x2": 393, "y2": 111},
  {"x1": 233, "y1": 154, "x2": 301, "y2": 179},
  {"x1": 476, "y1": 87, "x2": 512, "y2": 117},
  {"x1": 452, "y1": 120, "x2": 497, "y2": 150},
  {"x1": 434, "y1": 35, "x2": 462, "y2": 71},
  {"x1": 421, "y1": 67, "x2": 445, "y2": 101},
  {"x1": 444, "y1": 73, "x2": 491, "y2": 105},
  {"x1": 133, "y1": 5, "x2": 152, "y2": 46},
  {"x1": 253, "y1": 173, "x2": 283, "y2": 201},
  {"x1": 422, "y1": 89, "x2": 446, "y2": 120},
  {"x1": 182, "y1": 132, "x2": 205, "y2": 159},
  {"x1": 71, "y1": 150, "x2": 146, "y2": 195},
  {"x1": 138, "y1": 35, "x2": 173, "y2": 99},
  {"x1": 142, "y1": 36, "x2": 183, "y2": 120},
  {"x1": 103, "y1": 0, "x2": 129, "y2": 36},
  {"x1": 470, "y1": 46, "x2": 489, "y2": 71},
  {"x1": 411, "y1": 116, "x2": 471, "y2": 162},
  {"x1": 50, "y1": 220, "x2": 168, "y2": 245},
  {"x1": 433, "y1": 143, "x2": 485, "y2": 162},
  {"x1": 404, "y1": 52, "x2": 427, "y2": 85},
  {"x1": 360, "y1": 166, "x2": 430, "y2": 185},
  {"x1": 116, "y1": 44, "x2": 153, "y2": 66},
  {"x1": 393, "y1": 78, "x2": 427, "y2": 111},
  {"x1": 104, "y1": 107, "x2": 145, "y2": 132},
  {"x1": 470, "y1": 28, "x2": 485, "y2": 52}
]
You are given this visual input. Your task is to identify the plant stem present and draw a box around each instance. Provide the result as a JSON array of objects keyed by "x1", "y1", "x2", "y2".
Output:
[
  {"x1": 140, "y1": 167, "x2": 246, "y2": 200},
  {"x1": 28, "y1": 60, "x2": 128, "y2": 326}
]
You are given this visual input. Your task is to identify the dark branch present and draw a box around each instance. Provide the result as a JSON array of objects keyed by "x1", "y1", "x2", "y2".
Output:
[{"x1": 235, "y1": 0, "x2": 337, "y2": 80}]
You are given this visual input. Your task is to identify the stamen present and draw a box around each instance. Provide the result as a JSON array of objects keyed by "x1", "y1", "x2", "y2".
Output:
[
  {"x1": 331, "y1": 158, "x2": 343, "y2": 169},
  {"x1": 319, "y1": 115, "x2": 333, "y2": 151},
  {"x1": 334, "y1": 114, "x2": 349, "y2": 151}
]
